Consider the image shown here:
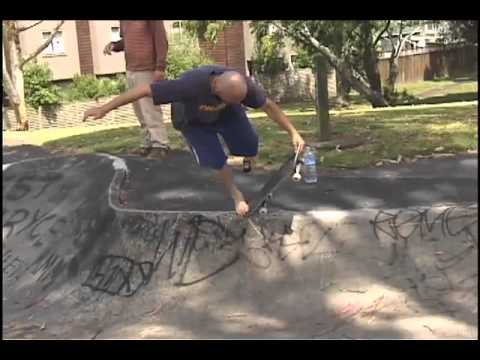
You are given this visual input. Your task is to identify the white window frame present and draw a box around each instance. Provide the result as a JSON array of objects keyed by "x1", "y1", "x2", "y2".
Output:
[
  {"x1": 42, "y1": 31, "x2": 65, "y2": 56},
  {"x1": 111, "y1": 26, "x2": 121, "y2": 42}
]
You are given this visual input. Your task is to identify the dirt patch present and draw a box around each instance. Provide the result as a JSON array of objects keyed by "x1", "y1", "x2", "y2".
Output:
[{"x1": 310, "y1": 135, "x2": 366, "y2": 151}]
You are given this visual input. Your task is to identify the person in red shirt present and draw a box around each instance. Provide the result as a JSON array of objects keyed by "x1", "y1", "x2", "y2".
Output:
[{"x1": 104, "y1": 20, "x2": 170, "y2": 158}]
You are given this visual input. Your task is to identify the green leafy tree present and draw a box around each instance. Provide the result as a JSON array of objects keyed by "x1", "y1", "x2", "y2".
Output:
[
  {"x1": 252, "y1": 33, "x2": 288, "y2": 76},
  {"x1": 166, "y1": 32, "x2": 214, "y2": 79},
  {"x1": 249, "y1": 21, "x2": 390, "y2": 107},
  {"x1": 443, "y1": 20, "x2": 478, "y2": 45},
  {"x1": 3, "y1": 20, "x2": 64, "y2": 130}
]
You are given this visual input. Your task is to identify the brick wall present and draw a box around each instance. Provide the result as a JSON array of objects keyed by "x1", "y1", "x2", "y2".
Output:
[
  {"x1": 199, "y1": 22, "x2": 247, "y2": 74},
  {"x1": 4, "y1": 97, "x2": 171, "y2": 131},
  {"x1": 75, "y1": 20, "x2": 94, "y2": 75}
]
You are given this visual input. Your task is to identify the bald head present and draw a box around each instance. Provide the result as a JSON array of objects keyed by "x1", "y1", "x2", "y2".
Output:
[{"x1": 212, "y1": 71, "x2": 248, "y2": 104}]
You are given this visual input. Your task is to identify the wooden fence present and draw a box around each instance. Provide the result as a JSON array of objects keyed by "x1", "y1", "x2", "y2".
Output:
[{"x1": 378, "y1": 45, "x2": 477, "y2": 84}]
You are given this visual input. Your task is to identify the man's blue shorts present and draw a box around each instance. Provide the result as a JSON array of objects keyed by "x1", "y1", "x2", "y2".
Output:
[{"x1": 181, "y1": 109, "x2": 259, "y2": 170}]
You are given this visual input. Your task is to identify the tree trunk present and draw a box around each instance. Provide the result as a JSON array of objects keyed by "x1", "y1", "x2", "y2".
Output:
[
  {"x1": 360, "y1": 22, "x2": 384, "y2": 107},
  {"x1": 4, "y1": 21, "x2": 28, "y2": 130},
  {"x1": 334, "y1": 72, "x2": 351, "y2": 107},
  {"x1": 315, "y1": 55, "x2": 331, "y2": 141},
  {"x1": 387, "y1": 56, "x2": 400, "y2": 92},
  {"x1": 297, "y1": 28, "x2": 389, "y2": 108},
  {"x1": 363, "y1": 48, "x2": 382, "y2": 96},
  {"x1": 339, "y1": 63, "x2": 388, "y2": 107},
  {"x1": 12, "y1": 68, "x2": 29, "y2": 131}
]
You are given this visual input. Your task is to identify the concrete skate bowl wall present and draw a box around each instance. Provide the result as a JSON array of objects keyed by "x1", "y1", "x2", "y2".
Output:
[
  {"x1": 3, "y1": 153, "x2": 478, "y2": 339},
  {"x1": 2, "y1": 153, "x2": 297, "y2": 337},
  {"x1": 3, "y1": 155, "x2": 116, "y2": 313}
]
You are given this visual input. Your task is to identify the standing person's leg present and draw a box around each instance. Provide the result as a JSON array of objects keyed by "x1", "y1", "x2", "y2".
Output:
[
  {"x1": 127, "y1": 70, "x2": 169, "y2": 157},
  {"x1": 127, "y1": 71, "x2": 150, "y2": 154},
  {"x1": 181, "y1": 126, "x2": 249, "y2": 216}
]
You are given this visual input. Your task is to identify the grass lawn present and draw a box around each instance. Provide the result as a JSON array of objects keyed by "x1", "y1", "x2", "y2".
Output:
[
  {"x1": 39, "y1": 101, "x2": 477, "y2": 170},
  {"x1": 247, "y1": 76, "x2": 478, "y2": 115},
  {"x1": 6, "y1": 77, "x2": 477, "y2": 170}
]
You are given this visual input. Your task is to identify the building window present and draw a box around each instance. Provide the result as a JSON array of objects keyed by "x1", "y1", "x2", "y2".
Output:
[
  {"x1": 111, "y1": 27, "x2": 121, "y2": 42},
  {"x1": 42, "y1": 31, "x2": 65, "y2": 55},
  {"x1": 426, "y1": 23, "x2": 437, "y2": 32},
  {"x1": 172, "y1": 21, "x2": 183, "y2": 33}
]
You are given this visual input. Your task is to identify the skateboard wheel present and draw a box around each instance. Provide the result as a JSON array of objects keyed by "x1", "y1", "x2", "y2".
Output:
[
  {"x1": 259, "y1": 207, "x2": 268, "y2": 215},
  {"x1": 292, "y1": 173, "x2": 302, "y2": 182}
]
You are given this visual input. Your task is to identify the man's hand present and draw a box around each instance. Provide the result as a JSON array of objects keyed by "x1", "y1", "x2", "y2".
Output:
[
  {"x1": 235, "y1": 200, "x2": 249, "y2": 217},
  {"x1": 83, "y1": 106, "x2": 108, "y2": 122},
  {"x1": 103, "y1": 42, "x2": 114, "y2": 55},
  {"x1": 262, "y1": 98, "x2": 305, "y2": 153},
  {"x1": 291, "y1": 131, "x2": 305, "y2": 153},
  {"x1": 153, "y1": 70, "x2": 165, "y2": 82}
]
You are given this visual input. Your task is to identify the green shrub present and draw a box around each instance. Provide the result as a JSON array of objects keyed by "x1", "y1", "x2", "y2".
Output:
[
  {"x1": 23, "y1": 61, "x2": 61, "y2": 110},
  {"x1": 166, "y1": 33, "x2": 214, "y2": 80},
  {"x1": 292, "y1": 47, "x2": 314, "y2": 69},
  {"x1": 63, "y1": 73, "x2": 127, "y2": 102},
  {"x1": 71, "y1": 74, "x2": 102, "y2": 100},
  {"x1": 252, "y1": 34, "x2": 288, "y2": 76}
]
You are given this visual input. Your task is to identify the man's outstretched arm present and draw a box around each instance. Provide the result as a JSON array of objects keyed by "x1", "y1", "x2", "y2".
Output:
[
  {"x1": 83, "y1": 84, "x2": 151, "y2": 121},
  {"x1": 83, "y1": 77, "x2": 192, "y2": 121},
  {"x1": 261, "y1": 98, "x2": 305, "y2": 152}
]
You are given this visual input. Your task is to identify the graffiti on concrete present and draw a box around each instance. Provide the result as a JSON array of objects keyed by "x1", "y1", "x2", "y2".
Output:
[
  {"x1": 82, "y1": 255, "x2": 154, "y2": 297},
  {"x1": 370, "y1": 205, "x2": 477, "y2": 245},
  {"x1": 3, "y1": 249, "x2": 25, "y2": 281},
  {"x1": 82, "y1": 213, "x2": 339, "y2": 297},
  {"x1": 3, "y1": 170, "x2": 109, "y2": 293},
  {"x1": 82, "y1": 214, "x2": 247, "y2": 296},
  {"x1": 369, "y1": 205, "x2": 478, "y2": 301},
  {"x1": 3, "y1": 172, "x2": 63, "y2": 202}
]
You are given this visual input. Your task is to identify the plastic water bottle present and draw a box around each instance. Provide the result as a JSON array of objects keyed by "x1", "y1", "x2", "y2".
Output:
[{"x1": 303, "y1": 146, "x2": 318, "y2": 184}]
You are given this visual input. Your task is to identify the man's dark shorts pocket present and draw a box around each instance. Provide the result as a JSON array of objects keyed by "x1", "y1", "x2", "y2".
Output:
[{"x1": 171, "y1": 102, "x2": 189, "y2": 131}]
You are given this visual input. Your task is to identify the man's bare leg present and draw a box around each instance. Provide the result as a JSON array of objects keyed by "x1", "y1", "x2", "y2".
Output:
[
  {"x1": 226, "y1": 156, "x2": 255, "y2": 171},
  {"x1": 216, "y1": 164, "x2": 249, "y2": 216}
]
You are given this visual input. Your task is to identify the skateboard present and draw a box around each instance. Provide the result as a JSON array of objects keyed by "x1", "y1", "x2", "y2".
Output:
[{"x1": 247, "y1": 146, "x2": 303, "y2": 217}]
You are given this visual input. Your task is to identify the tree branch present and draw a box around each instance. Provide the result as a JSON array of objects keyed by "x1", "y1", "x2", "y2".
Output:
[
  {"x1": 17, "y1": 20, "x2": 43, "y2": 32},
  {"x1": 274, "y1": 21, "x2": 388, "y2": 107},
  {"x1": 373, "y1": 20, "x2": 391, "y2": 47},
  {"x1": 20, "y1": 20, "x2": 64, "y2": 68},
  {"x1": 397, "y1": 23, "x2": 423, "y2": 57},
  {"x1": 399, "y1": 21, "x2": 404, "y2": 38},
  {"x1": 386, "y1": 28, "x2": 396, "y2": 54}
]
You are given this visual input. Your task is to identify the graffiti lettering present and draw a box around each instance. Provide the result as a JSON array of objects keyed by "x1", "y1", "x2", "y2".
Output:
[
  {"x1": 26, "y1": 251, "x2": 66, "y2": 290},
  {"x1": 3, "y1": 249, "x2": 24, "y2": 280},
  {"x1": 3, "y1": 209, "x2": 30, "y2": 239},
  {"x1": 4, "y1": 172, "x2": 63, "y2": 201},
  {"x1": 83, "y1": 213, "x2": 342, "y2": 297},
  {"x1": 82, "y1": 255, "x2": 153, "y2": 297},
  {"x1": 370, "y1": 206, "x2": 477, "y2": 245},
  {"x1": 15, "y1": 208, "x2": 57, "y2": 246}
]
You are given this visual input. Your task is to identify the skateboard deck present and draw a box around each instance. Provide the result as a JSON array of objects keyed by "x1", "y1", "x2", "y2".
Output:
[{"x1": 247, "y1": 148, "x2": 303, "y2": 216}]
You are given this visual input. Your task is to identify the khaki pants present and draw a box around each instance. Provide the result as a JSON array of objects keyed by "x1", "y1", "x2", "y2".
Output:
[{"x1": 126, "y1": 70, "x2": 169, "y2": 148}]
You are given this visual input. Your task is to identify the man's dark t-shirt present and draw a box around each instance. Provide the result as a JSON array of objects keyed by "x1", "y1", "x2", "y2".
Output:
[{"x1": 150, "y1": 65, "x2": 266, "y2": 128}]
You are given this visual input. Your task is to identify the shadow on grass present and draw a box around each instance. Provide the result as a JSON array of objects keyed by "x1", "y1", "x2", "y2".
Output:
[
  {"x1": 434, "y1": 74, "x2": 478, "y2": 83},
  {"x1": 413, "y1": 92, "x2": 478, "y2": 105}
]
